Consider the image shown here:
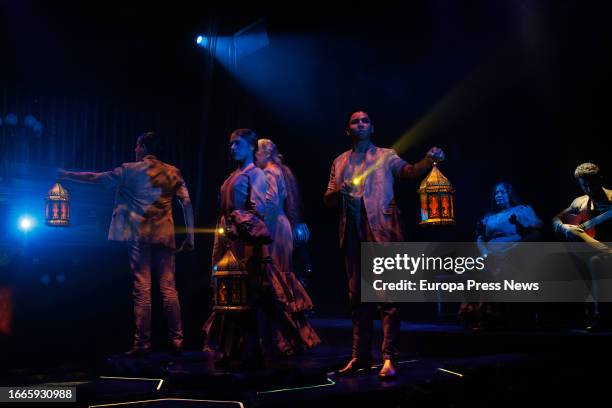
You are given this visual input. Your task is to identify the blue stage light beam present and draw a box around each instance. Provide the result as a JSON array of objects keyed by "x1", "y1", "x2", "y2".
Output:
[
  {"x1": 194, "y1": 20, "x2": 269, "y2": 74},
  {"x1": 233, "y1": 18, "x2": 269, "y2": 59}
]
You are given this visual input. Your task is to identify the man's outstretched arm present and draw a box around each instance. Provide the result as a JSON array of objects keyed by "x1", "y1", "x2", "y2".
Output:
[
  {"x1": 59, "y1": 169, "x2": 106, "y2": 184},
  {"x1": 58, "y1": 167, "x2": 123, "y2": 189},
  {"x1": 400, "y1": 157, "x2": 435, "y2": 180},
  {"x1": 399, "y1": 147, "x2": 445, "y2": 180}
]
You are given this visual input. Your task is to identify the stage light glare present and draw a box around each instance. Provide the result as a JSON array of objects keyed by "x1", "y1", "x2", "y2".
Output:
[
  {"x1": 196, "y1": 35, "x2": 208, "y2": 47},
  {"x1": 18, "y1": 215, "x2": 35, "y2": 232}
]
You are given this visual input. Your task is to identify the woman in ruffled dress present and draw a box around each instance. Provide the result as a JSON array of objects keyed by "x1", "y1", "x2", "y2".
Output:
[
  {"x1": 255, "y1": 138, "x2": 320, "y2": 356},
  {"x1": 204, "y1": 131, "x2": 319, "y2": 369},
  {"x1": 203, "y1": 128, "x2": 269, "y2": 368}
]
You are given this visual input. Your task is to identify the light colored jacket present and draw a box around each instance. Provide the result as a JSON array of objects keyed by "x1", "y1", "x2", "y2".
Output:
[
  {"x1": 211, "y1": 163, "x2": 267, "y2": 266},
  {"x1": 100, "y1": 155, "x2": 190, "y2": 248},
  {"x1": 326, "y1": 144, "x2": 410, "y2": 247}
]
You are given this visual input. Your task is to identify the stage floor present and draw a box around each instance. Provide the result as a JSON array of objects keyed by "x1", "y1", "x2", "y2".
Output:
[{"x1": 2, "y1": 318, "x2": 611, "y2": 407}]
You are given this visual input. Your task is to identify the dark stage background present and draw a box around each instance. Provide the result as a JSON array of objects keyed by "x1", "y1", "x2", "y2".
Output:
[{"x1": 0, "y1": 1, "x2": 610, "y2": 360}]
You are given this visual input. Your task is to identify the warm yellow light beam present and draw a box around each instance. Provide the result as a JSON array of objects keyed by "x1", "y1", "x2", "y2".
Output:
[
  {"x1": 348, "y1": 154, "x2": 391, "y2": 187},
  {"x1": 392, "y1": 47, "x2": 515, "y2": 156},
  {"x1": 174, "y1": 227, "x2": 221, "y2": 234},
  {"x1": 349, "y1": 48, "x2": 517, "y2": 185}
]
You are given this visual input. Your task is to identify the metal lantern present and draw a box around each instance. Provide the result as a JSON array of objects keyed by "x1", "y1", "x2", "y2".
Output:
[
  {"x1": 212, "y1": 247, "x2": 249, "y2": 312},
  {"x1": 45, "y1": 182, "x2": 70, "y2": 226},
  {"x1": 418, "y1": 163, "x2": 455, "y2": 226}
]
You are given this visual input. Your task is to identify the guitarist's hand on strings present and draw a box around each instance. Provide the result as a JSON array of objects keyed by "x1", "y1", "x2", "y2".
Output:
[{"x1": 560, "y1": 223, "x2": 585, "y2": 240}]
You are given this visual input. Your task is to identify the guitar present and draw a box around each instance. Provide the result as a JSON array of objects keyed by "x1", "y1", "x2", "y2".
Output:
[
  {"x1": 562, "y1": 207, "x2": 612, "y2": 253},
  {"x1": 562, "y1": 207, "x2": 612, "y2": 239}
]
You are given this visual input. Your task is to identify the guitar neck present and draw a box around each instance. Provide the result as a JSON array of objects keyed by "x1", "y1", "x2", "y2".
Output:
[{"x1": 581, "y1": 208, "x2": 612, "y2": 231}]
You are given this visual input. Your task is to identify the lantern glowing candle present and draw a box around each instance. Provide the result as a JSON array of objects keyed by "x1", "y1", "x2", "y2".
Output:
[
  {"x1": 46, "y1": 182, "x2": 70, "y2": 226},
  {"x1": 212, "y1": 247, "x2": 249, "y2": 312},
  {"x1": 418, "y1": 163, "x2": 455, "y2": 226}
]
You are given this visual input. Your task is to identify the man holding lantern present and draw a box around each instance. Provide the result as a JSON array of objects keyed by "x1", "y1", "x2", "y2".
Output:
[{"x1": 324, "y1": 110, "x2": 445, "y2": 379}]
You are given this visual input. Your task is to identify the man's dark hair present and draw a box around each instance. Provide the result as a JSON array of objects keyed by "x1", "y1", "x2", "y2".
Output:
[
  {"x1": 574, "y1": 162, "x2": 600, "y2": 179},
  {"x1": 138, "y1": 131, "x2": 162, "y2": 156},
  {"x1": 345, "y1": 109, "x2": 371, "y2": 127}
]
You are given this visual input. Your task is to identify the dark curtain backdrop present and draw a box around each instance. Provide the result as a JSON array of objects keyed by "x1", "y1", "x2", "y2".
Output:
[{"x1": 1, "y1": 2, "x2": 611, "y2": 358}]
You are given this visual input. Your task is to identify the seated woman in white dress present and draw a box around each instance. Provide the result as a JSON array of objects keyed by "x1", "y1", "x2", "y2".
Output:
[{"x1": 461, "y1": 182, "x2": 543, "y2": 330}]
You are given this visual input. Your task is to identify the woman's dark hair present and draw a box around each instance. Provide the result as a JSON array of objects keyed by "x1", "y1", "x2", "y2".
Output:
[
  {"x1": 137, "y1": 131, "x2": 162, "y2": 156},
  {"x1": 490, "y1": 181, "x2": 522, "y2": 213},
  {"x1": 230, "y1": 128, "x2": 258, "y2": 155},
  {"x1": 477, "y1": 181, "x2": 523, "y2": 237}
]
